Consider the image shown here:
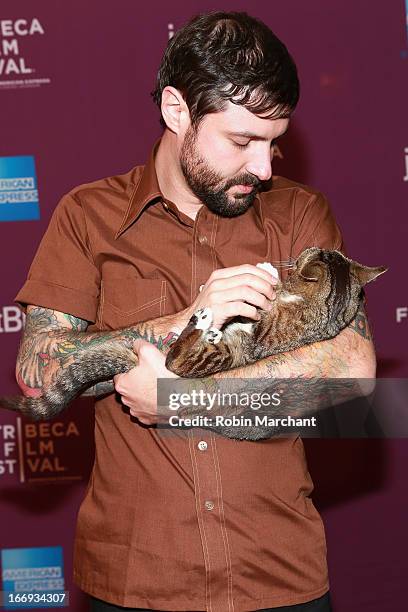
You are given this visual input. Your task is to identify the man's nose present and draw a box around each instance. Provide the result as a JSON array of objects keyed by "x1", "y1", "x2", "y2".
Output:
[{"x1": 245, "y1": 148, "x2": 273, "y2": 182}]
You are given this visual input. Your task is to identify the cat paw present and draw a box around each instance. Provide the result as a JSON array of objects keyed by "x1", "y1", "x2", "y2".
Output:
[
  {"x1": 193, "y1": 307, "x2": 213, "y2": 330},
  {"x1": 204, "y1": 328, "x2": 223, "y2": 344}
]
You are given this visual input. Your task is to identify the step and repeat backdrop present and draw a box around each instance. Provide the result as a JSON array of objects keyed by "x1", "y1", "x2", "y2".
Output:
[{"x1": 0, "y1": 1, "x2": 407, "y2": 611}]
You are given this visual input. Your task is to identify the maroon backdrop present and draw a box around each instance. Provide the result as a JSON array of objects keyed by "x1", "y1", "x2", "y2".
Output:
[{"x1": 1, "y1": 1, "x2": 407, "y2": 611}]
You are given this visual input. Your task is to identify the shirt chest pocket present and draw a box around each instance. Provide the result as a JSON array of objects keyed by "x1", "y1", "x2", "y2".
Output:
[{"x1": 98, "y1": 277, "x2": 167, "y2": 329}]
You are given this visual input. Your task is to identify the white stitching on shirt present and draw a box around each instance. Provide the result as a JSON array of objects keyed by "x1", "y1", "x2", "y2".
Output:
[{"x1": 211, "y1": 436, "x2": 235, "y2": 612}]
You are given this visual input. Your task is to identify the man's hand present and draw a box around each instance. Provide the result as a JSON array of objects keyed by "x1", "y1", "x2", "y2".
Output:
[
  {"x1": 113, "y1": 340, "x2": 178, "y2": 425},
  {"x1": 113, "y1": 264, "x2": 278, "y2": 425},
  {"x1": 178, "y1": 264, "x2": 279, "y2": 330}
]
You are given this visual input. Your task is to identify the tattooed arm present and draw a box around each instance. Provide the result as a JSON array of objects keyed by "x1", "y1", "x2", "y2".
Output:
[
  {"x1": 112, "y1": 303, "x2": 376, "y2": 436},
  {"x1": 166, "y1": 303, "x2": 376, "y2": 439},
  {"x1": 16, "y1": 305, "x2": 181, "y2": 399},
  {"x1": 80, "y1": 380, "x2": 116, "y2": 399},
  {"x1": 216, "y1": 303, "x2": 376, "y2": 381}
]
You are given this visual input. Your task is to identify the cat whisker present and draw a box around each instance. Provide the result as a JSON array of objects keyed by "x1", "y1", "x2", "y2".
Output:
[
  {"x1": 267, "y1": 260, "x2": 296, "y2": 266},
  {"x1": 271, "y1": 263, "x2": 295, "y2": 269}
]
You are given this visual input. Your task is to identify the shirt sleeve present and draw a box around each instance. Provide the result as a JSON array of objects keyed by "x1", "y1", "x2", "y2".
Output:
[
  {"x1": 291, "y1": 191, "x2": 346, "y2": 258},
  {"x1": 15, "y1": 192, "x2": 101, "y2": 322}
]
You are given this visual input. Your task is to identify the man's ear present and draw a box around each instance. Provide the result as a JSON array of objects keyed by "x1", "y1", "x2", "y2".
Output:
[{"x1": 161, "y1": 86, "x2": 190, "y2": 133}]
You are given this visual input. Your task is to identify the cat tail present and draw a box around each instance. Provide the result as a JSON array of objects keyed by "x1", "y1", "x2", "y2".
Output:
[
  {"x1": 0, "y1": 343, "x2": 138, "y2": 421},
  {"x1": 0, "y1": 395, "x2": 53, "y2": 421}
]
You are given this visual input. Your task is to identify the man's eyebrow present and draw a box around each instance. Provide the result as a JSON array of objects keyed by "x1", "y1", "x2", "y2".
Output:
[{"x1": 226, "y1": 128, "x2": 289, "y2": 140}]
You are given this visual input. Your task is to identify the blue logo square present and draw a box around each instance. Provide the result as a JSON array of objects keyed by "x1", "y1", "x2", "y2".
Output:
[
  {"x1": 0, "y1": 156, "x2": 40, "y2": 222},
  {"x1": 1, "y1": 546, "x2": 66, "y2": 609},
  {"x1": 406, "y1": 0, "x2": 408, "y2": 43}
]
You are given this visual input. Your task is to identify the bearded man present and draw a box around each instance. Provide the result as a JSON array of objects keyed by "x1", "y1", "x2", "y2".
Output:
[{"x1": 15, "y1": 11, "x2": 375, "y2": 612}]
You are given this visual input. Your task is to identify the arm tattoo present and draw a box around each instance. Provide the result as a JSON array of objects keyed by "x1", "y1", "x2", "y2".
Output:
[
  {"x1": 16, "y1": 306, "x2": 179, "y2": 397},
  {"x1": 81, "y1": 380, "x2": 115, "y2": 398},
  {"x1": 173, "y1": 337, "x2": 362, "y2": 440},
  {"x1": 348, "y1": 302, "x2": 372, "y2": 341},
  {"x1": 17, "y1": 307, "x2": 70, "y2": 391},
  {"x1": 160, "y1": 303, "x2": 374, "y2": 440},
  {"x1": 64, "y1": 313, "x2": 88, "y2": 331}
]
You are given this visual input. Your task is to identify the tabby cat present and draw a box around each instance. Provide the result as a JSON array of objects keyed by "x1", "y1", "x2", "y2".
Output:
[
  {"x1": 165, "y1": 247, "x2": 386, "y2": 377},
  {"x1": 0, "y1": 248, "x2": 385, "y2": 432}
]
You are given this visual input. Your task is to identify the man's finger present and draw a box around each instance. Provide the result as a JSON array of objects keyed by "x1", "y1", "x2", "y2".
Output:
[
  {"x1": 210, "y1": 286, "x2": 275, "y2": 310},
  {"x1": 208, "y1": 273, "x2": 277, "y2": 298},
  {"x1": 210, "y1": 264, "x2": 278, "y2": 284}
]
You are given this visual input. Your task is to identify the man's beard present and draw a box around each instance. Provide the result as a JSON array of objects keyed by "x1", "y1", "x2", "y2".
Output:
[{"x1": 179, "y1": 126, "x2": 263, "y2": 218}]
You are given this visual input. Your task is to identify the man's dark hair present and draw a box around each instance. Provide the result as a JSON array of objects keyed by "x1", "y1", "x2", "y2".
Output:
[{"x1": 151, "y1": 11, "x2": 300, "y2": 127}]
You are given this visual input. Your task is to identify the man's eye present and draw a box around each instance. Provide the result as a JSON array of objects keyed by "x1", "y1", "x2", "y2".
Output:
[{"x1": 233, "y1": 141, "x2": 250, "y2": 149}]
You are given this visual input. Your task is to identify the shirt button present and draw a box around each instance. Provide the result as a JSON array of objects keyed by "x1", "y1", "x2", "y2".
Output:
[
  {"x1": 198, "y1": 441, "x2": 208, "y2": 451},
  {"x1": 198, "y1": 235, "x2": 208, "y2": 245},
  {"x1": 205, "y1": 500, "x2": 215, "y2": 511}
]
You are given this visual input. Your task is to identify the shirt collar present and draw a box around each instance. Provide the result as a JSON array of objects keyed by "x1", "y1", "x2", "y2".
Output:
[{"x1": 115, "y1": 140, "x2": 162, "y2": 239}]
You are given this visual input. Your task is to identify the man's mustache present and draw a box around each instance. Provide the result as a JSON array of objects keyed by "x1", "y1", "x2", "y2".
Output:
[{"x1": 223, "y1": 175, "x2": 263, "y2": 190}]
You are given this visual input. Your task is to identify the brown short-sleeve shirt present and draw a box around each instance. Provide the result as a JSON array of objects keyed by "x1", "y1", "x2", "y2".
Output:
[{"x1": 16, "y1": 141, "x2": 344, "y2": 612}]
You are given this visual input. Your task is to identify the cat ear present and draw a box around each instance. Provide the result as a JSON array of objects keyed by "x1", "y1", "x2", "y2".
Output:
[
  {"x1": 299, "y1": 261, "x2": 325, "y2": 282},
  {"x1": 351, "y1": 263, "x2": 387, "y2": 286}
]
